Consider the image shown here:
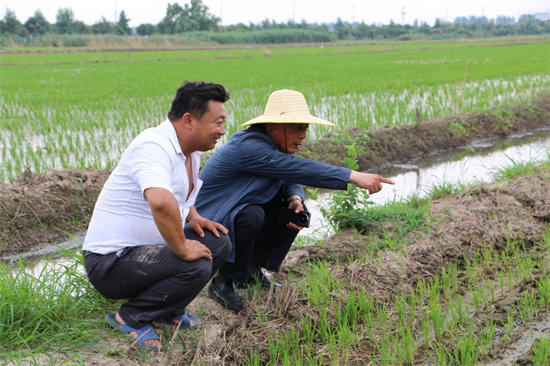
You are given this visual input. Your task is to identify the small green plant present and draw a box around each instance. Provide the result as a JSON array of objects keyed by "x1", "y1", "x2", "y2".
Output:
[
  {"x1": 478, "y1": 317, "x2": 496, "y2": 357},
  {"x1": 433, "y1": 342, "x2": 452, "y2": 366},
  {"x1": 450, "y1": 119, "x2": 468, "y2": 136},
  {"x1": 422, "y1": 311, "x2": 431, "y2": 348},
  {"x1": 320, "y1": 143, "x2": 373, "y2": 231},
  {"x1": 538, "y1": 277, "x2": 550, "y2": 308},
  {"x1": 453, "y1": 320, "x2": 478, "y2": 366},
  {"x1": 532, "y1": 335, "x2": 550, "y2": 366},
  {"x1": 503, "y1": 309, "x2": 516, "y2": 346}
]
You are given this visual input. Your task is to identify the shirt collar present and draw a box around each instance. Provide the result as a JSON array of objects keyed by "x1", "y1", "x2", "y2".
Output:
[{"x1": 159, "y1": 118, "x2": 182, "y2": 155}]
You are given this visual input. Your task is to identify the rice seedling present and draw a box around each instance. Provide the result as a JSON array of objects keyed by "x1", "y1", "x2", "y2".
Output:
[
  {"x1": 537, "y1": 277, "x2": 550, "y2": 308},
  {"x1": 450, "y1": 295, "x2": 468, "y2": 327},
  {"x1": 503, "y1": 309, "x2": 516, "y2": 346},
  {"x1": 478, "y1": 317, "x2": 496, "y2": 357},
  {"x1": 471, "y1": 286, "x2": 482, "y2": 313},
  {"x1": 453, "y1": 320, "x2": 478, "y2": 366},
  {"x1": 532, "y1": 335, "x2": 550, "y2": 366},
  {"x1": 433, "y1": 342, "x2": 452, "y2": 366},
  {"x1": 1, "y1": 40, "x2": 548, "y2": 182},
  {"x1": 516, "y1": 289, "x2": 539, "y2": 324},
  {"x1": 422, "y1": 311, "x2": 432, "y2": 348},
  {"x1": 398, "y1": 326, "x2": 416, "y2": 365}
]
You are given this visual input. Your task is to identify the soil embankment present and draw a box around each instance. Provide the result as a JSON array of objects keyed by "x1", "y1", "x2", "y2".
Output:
[{"x1": 2, "y1": 95, "x2": 549, "y2": 256}]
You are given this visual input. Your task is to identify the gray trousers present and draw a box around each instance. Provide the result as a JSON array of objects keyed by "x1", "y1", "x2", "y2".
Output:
[{"x1": 83, "y1": 229, "x2": 231, "y2": 329}]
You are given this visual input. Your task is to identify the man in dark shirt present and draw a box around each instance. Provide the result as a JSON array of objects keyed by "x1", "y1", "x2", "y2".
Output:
[{"x1": 196, "y1": 89, "x2": 394, "y2": 311}]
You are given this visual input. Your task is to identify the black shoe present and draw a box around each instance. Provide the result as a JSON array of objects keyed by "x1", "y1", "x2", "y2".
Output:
[{"x1": 208, "y1": 275, "x2": 244, "y2": 312}]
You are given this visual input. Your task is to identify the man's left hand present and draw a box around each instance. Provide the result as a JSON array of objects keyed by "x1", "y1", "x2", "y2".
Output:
[
  {"x1": 188, "y1": 217, "x2": 229, "y2": 238},
  {"x1": 287, "y1": 196, "x2": 305, "y2": 231}
]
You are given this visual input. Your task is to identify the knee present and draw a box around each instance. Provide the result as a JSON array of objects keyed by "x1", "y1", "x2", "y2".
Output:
[
  {"x1": 218, "y1": 233, "x2": 232, "y2": 260},
  {"x1": 183, "y1": 259, "x2": 212, "y2": 284},
  {"x1": 236, "y1": 205, "x2": 265, "y2": 231}
]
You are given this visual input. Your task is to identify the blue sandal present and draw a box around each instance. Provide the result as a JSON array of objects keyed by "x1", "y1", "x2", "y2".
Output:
[
  {"x1": 162, "y1": 311, "x2": 201, "y2": 330},
  {"x1": 105, "y1": 314, "x2": 159, "y2": 350}
]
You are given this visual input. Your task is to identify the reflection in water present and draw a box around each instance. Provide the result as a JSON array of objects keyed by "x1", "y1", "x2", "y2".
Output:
[{"x1": 302, "y1": 130, "x2": 550, "y2": 239}]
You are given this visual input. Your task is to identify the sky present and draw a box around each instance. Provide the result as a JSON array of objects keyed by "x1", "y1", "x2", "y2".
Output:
[{"x1": 1, "y1": 0, "x2": 548, "y2": 28}]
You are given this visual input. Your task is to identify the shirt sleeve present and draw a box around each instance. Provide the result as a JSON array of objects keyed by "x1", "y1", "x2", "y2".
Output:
[
  {"x1": 125, "y1": 139, "x2": 174, "y2": 195},
  {"x1": 235, "y1": 133, "x2": 351, "y2": 190}
]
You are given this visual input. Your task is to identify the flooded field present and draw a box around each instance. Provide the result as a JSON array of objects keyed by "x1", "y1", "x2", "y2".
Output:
[
  {"x1": 1, "y1": 37, "x2": 549, "y2": 363},
  {"x1": 303, "y1": 129, "x2": 550, "y2": 240}
]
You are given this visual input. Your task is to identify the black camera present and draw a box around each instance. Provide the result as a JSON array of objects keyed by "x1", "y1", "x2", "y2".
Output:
[{"x1": 278, "y1": 207, "x2": 311, "y2": 228}]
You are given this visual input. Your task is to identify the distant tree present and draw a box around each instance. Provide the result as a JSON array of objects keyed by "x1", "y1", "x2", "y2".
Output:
[
  {"x1": 136, "y1": 23, "x2": 157, "y2": 36},
  {"x1": 188, "y1": 0, "x2": 220, "y2": 31},
  {"x1": 260, "y1": 19, "x2": 273, "y2": 29},
  {"x1": 2, "y1": 9, "x2": 27, "y2": 37},
  {"x1": 518, "y1": 14, "x2": 533, "y2": 23},
  {"x1": 334, "y1": 18, "x2": 351, "y2": 39},
  {"x1": 158, "y1": 3, "x2": 185, "y2": 33},
  {"x1": 496, "y1": 15, "x2": 514, "y2": 25},
  {"x1": 386, "y1": 19, "x2": 406, "y2": 38},
  {"x1": 158, "y1": 0, "x2": 219, "y2": 34},
  {"x1": 55, "y1": 8, "x2": 75, "y2": 34},
  {"x1": 72, "y1": 20, "x2": 90, "y2": 34},
  {"x1": 418, "y1": 21, "x2": 431, "y2": 35},
  {"x1": 517, "y1": 15, "x2": 541, "y2": 34},
  {"x1": 355, "y1": 22, "x2": 375, "y2": 39},
  {"x1": 24, "y1": 10, "x2": 51, "y2": 35},
  {"x1": 92, "y1": 17, "x2": 114, "y2": 34},
  {"x1": 298, "y1": 19, "x2": 310, "y2": 29},
  {"x1": 454, "y1": 16, "x2": 468, "y2": 25},
  {"x1": 117, "y1": 10, "x2": 132, "y2": 35}
]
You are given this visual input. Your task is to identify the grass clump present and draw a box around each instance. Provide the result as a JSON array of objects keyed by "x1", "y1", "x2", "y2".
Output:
[{"x1": 0, "y1": 249, "x2": 109, "y2": 358}]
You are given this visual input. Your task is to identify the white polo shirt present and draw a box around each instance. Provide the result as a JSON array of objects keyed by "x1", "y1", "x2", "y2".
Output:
[{"x1": 83, "y1": 119, "x2": 203, "y2": 255}]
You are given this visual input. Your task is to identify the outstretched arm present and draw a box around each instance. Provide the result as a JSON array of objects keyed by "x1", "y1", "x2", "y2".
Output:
[{"x1": 348, "y1": 170, "x2": 395, "y2": 194}]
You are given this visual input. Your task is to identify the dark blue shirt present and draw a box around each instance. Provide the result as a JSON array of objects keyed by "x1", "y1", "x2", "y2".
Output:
[{"x1": 196, "y1": 126, "x2": 351, "y2": 262}]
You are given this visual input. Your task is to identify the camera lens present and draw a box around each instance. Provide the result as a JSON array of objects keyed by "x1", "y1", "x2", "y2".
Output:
[{"x1": 299, "y1": 213, "x2": 308, "y2": 224}]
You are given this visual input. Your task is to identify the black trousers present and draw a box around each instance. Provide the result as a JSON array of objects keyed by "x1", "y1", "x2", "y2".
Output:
[
  {"x1": 84, "y1": 229, "x2": 231, "y2": 329},
  {"x1": 219, "y1": 193, "x2": 299, "y2": 283}
]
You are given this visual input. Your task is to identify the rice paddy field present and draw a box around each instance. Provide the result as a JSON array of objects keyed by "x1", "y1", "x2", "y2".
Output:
[
  {"x1": 1, "y1": 36, "x2": 550, "y2": 365},
  {"x1": 1, "y1": 36, "x2": 549, "y2": 183}
]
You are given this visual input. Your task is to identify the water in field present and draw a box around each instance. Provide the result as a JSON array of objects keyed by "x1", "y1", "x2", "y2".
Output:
[
  {"x1": 301, "y1": 128, "x2": 550, "y2": 239},
  {"x1": 2, "y1": 73, "x2": 548, "y2": 183},
  {"x1": 1, "y1": 129, "x2": 549, "y2": 262}
]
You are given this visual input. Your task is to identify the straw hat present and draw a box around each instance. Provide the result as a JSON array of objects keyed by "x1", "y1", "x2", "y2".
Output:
[{"x1": 241, "y1": 89, "x2": 335, "y2": 126}]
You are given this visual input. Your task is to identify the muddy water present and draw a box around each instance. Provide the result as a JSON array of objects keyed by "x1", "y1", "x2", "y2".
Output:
[{"x1": 302, "y1": 129, "x2": 550, "y2": 239}]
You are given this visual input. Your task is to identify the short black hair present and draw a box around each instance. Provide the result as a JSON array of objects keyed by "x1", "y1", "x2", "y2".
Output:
[{"x1": 167, "y1": 81, "x2": 230, "y2": 121}]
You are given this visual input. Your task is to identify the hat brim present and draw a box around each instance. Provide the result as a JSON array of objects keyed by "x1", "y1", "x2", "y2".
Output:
[{"x1": 241, "y1": 113, "x2": 335, "y2": 127}]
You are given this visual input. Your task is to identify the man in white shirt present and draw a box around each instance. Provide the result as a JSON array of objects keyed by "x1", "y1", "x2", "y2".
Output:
[{"x1": 82, "y1": 81, "x2": 232, "y2": 350}]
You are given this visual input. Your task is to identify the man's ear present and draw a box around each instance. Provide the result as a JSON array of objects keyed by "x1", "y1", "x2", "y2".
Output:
[
  {"x1": 182, "y1": 112, "x2": 195, "y2": 130},
  {"x1": 265, "y1": 123, "x2": 275, "y2": 134}
]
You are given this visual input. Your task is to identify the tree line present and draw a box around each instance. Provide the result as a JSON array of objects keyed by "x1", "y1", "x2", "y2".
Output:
[{"x1": 1, "y1": 0, "x2": 548, "y2": 43}]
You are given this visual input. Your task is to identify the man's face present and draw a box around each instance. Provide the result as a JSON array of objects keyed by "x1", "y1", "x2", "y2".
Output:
[
  {"x1": 267, "y1": 123, "x2": 309, "y2": 154},
  {"x1": 194, "y1": 100, "x2": 227, "y2": 151}
]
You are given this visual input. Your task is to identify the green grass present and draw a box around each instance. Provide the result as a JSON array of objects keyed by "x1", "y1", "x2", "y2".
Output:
[
  {"x1": 0, "y1": 250, "x2": 110, "y2": 356},
  {"x1": 1, "y1": 38, "x2": 549, "y2": 182},
  {"x1": 491, "y1": 154, "x2": 550, "y2": 180}
]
